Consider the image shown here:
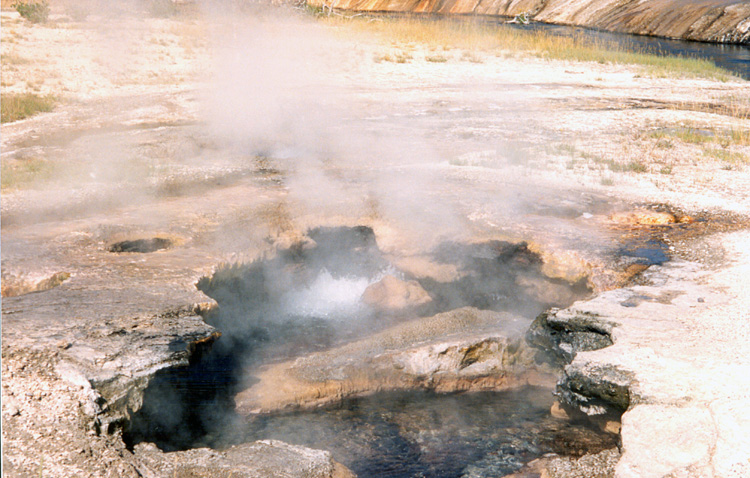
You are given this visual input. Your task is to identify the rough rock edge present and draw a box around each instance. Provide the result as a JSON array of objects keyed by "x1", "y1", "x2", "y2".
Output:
[
  {"x1": 526, "y1": 307, "x2": 631, "y2": 418},
  {"x1": 52, "y1": 310, "x2": 221, "y2": 436}
]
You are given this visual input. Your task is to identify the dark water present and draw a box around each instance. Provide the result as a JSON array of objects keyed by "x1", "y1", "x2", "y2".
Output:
[
  {"x1": 231, "y1": 389, "x2": 618, "y2": 478},
  {"x1": 619, "y1": 239, "x2": 670, "y2": 266}
]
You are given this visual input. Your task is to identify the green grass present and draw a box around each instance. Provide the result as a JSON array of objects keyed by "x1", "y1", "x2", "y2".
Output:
[
  {"x1": 323, "y1": 16, "x2": 737, "y2": 80},
  {"x1": 1, "y1": 92, "x2": 56, "y2": 123}
]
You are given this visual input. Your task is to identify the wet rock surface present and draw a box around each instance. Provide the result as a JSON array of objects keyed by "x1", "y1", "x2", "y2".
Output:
[
  {"x1": 1, "y1": 270, "x2": 71, "y2": 297},
  {"x1": 527, "y1": 309, "x2": 616, "y2": 366},
  {"x1": 109, "y1": 237, "x2": 173, "y2": 254}
]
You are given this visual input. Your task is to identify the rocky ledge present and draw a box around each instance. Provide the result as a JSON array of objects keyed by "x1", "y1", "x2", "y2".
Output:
[
  {"x1": 308, "y1": 0, "x2": 750, "y2": 44},
  {"x1": 524, "y1": 231, "x2": 750, "y2": 478}
]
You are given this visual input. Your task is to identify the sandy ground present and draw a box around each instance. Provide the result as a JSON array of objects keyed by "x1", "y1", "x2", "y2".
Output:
[{"x1": 2, "y1": 2, "x2": 750, "y2": 477}]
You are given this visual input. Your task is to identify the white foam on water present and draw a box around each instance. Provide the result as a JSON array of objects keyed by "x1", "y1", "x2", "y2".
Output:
[{"x1": 279, "y1": 269, "x2": 378, "y2": 319}]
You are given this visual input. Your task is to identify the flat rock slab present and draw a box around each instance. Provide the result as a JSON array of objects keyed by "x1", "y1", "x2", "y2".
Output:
[{"x1": 235, "y1": 307, "x2": 554, "y2": 414}]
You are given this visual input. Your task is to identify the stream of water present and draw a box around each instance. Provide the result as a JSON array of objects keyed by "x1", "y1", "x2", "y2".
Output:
[
  {"x1": 511, "y1": 21, "x2": 750, "y2": 79},
  {"x1": 377, "y1": 13, "x2": 750, "y2": 79}
]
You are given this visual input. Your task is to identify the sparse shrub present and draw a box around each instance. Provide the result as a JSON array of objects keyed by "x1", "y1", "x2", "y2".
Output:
[
  {"x1": 460, "y1": 50, "x2": 483, "y2": 63},
  {"x1": 655, "y1": 139, "x2": 673, "y2": 149},
  {"x1": 606, "y1": 159, "x2": 647, "y2": 173},
  {"x1": 555, "y1": 144, "x2": 577, "y2": 156},
  {"x1": 626, "y1": 161, "x2": 648, "y2": 173},
  {"x1": 1, "y1": 52, "x2": 30, "y2": 65},
  {"x1": 13, "y1": 0, "x2": 49, "y2": 23}
]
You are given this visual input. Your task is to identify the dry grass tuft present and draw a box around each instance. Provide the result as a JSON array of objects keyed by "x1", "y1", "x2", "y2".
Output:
[{"x1": 1, "y1": 92, "x2": 56, "y2": 123}]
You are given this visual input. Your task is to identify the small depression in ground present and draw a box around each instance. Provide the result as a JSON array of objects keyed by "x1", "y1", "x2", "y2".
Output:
[
  {"x1": 124, "y1": 226, "x2": 617, "y2": 476},
  {"x1": 109, "y1": 237, "x2": 173, "y2": 253}
]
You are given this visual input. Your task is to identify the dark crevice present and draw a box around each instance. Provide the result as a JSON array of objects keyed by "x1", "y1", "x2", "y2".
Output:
[{"x1": 109, "y1": 237, "x2": 172, "y2": 253}]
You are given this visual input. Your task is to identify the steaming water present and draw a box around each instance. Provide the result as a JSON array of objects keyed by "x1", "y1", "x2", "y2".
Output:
[
  {"x1": 279, "y1": 269, "x2": 377, "y2": 319},
  {"x1": 127, "y1": 231, "x2": 608, "y2": 474}
]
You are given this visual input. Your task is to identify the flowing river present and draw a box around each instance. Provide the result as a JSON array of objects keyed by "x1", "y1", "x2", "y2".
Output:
[{"x1": 511, "y1": 20, "x2": 750, "y2": 79}]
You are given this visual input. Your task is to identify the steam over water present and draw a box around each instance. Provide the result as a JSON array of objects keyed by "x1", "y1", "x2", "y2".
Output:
[
  {"x1": 118, "y1": 6, "x2": 628, "y2": 474},
  {"x1": 278, "y1": 269, "x2": 382, "y2": 319},
  {"x1": 123, "y1": 227, "x2": 613, "y2": 476}
]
